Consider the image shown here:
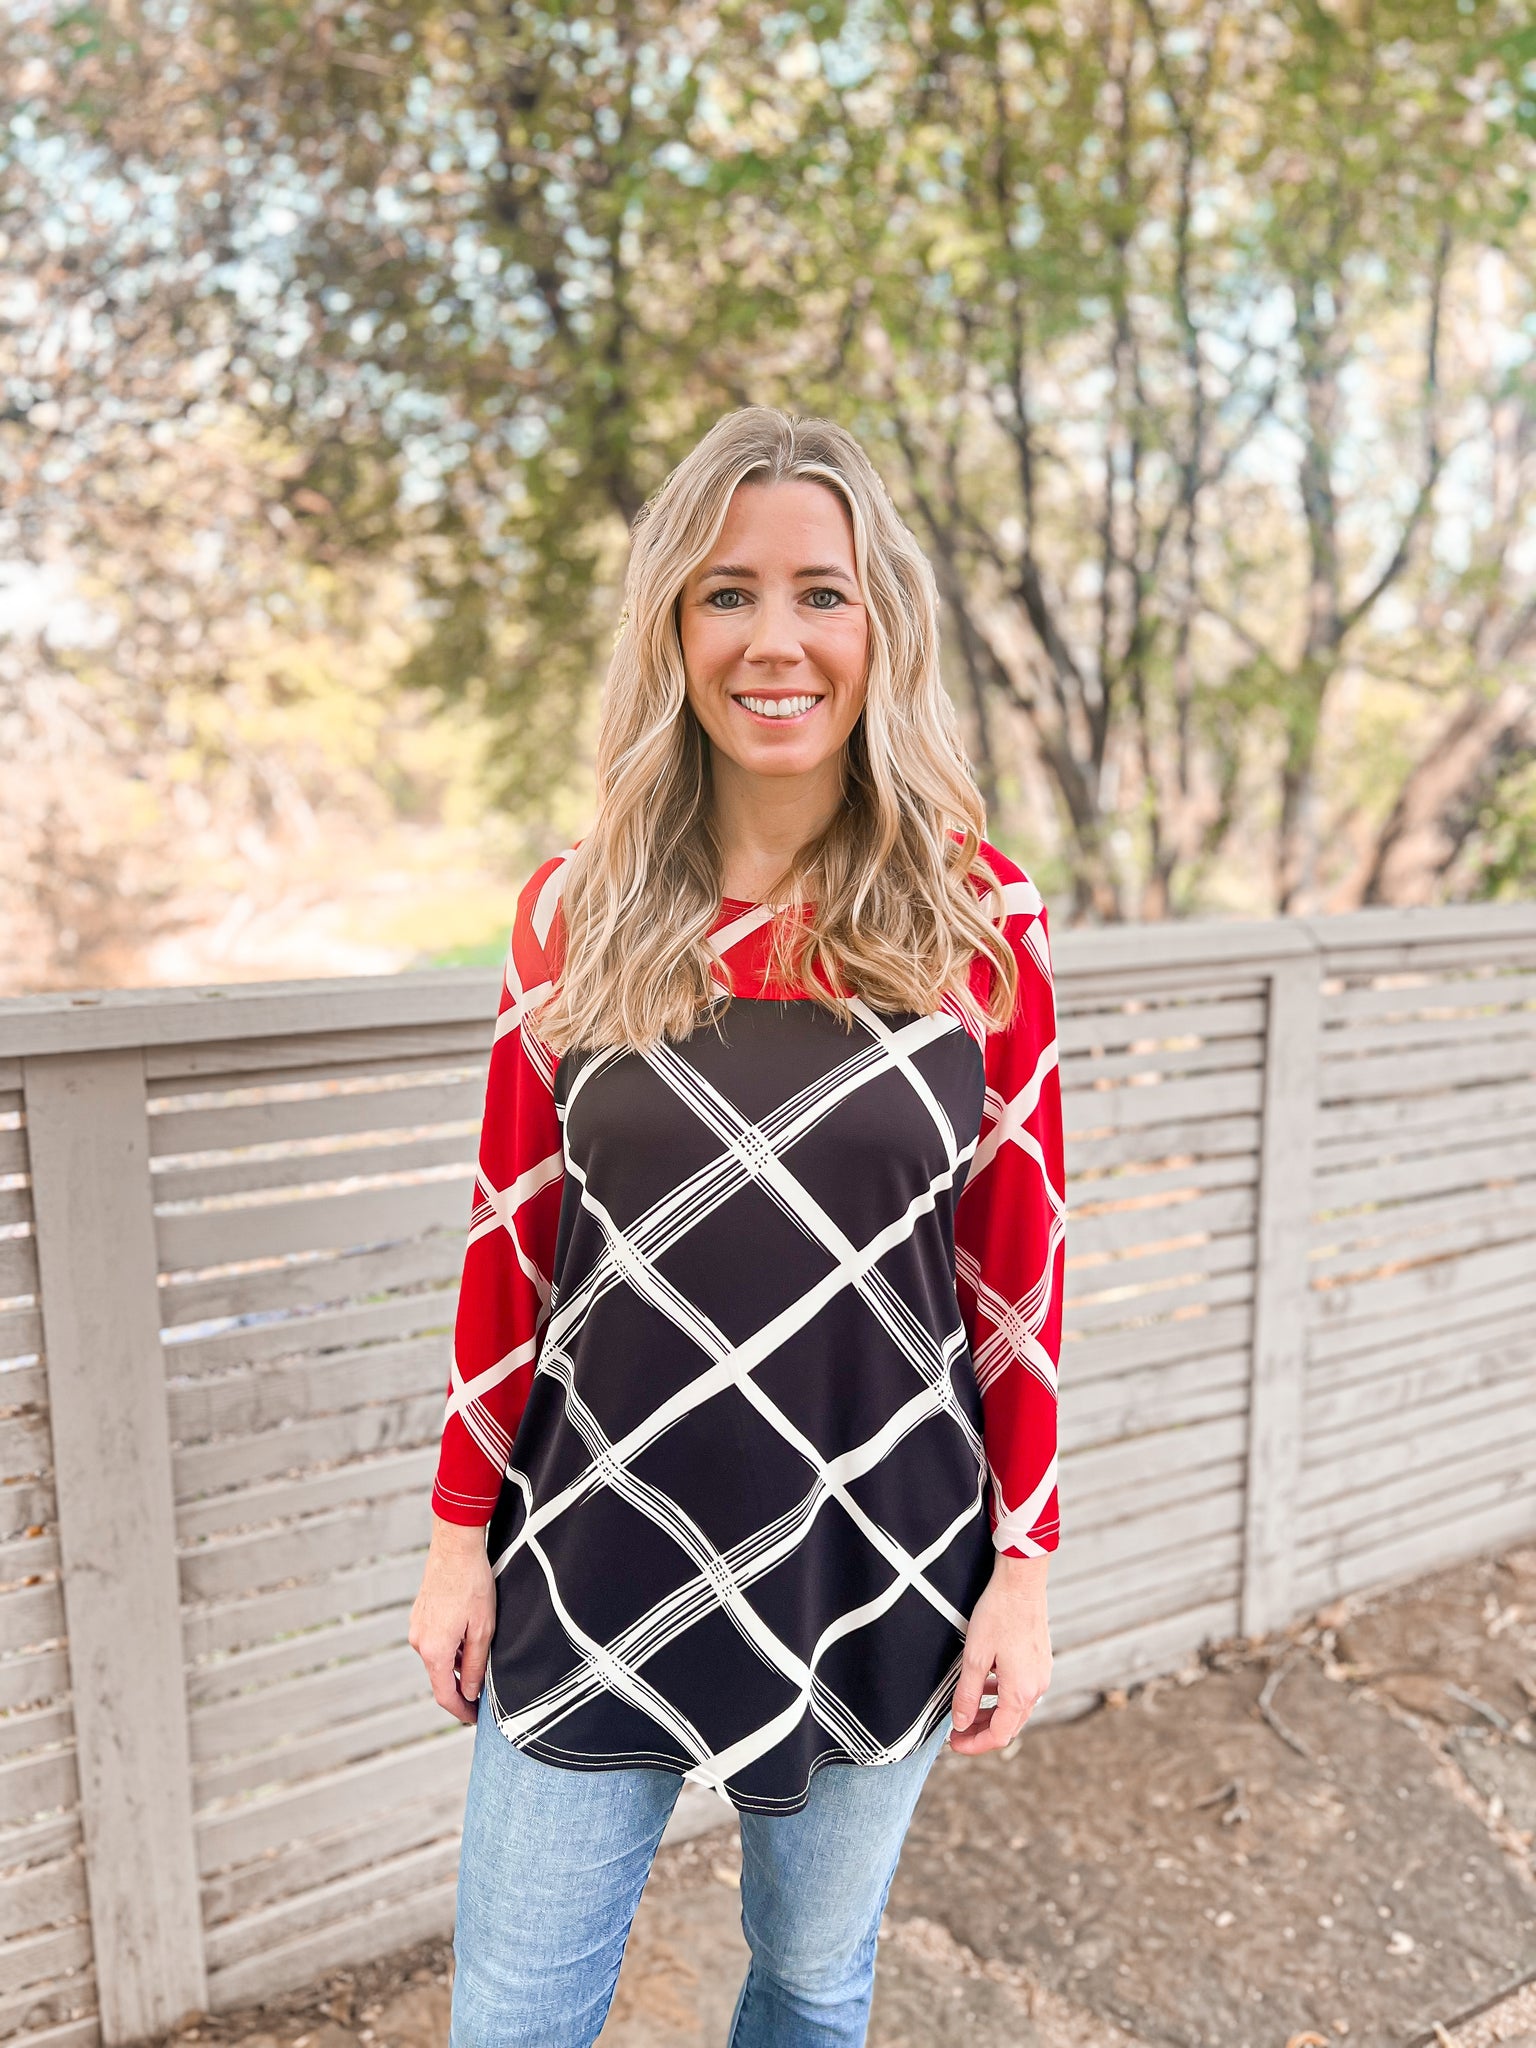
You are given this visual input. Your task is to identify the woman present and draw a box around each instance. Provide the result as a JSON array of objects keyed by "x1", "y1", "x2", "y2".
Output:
[{"x1": 409, "y1": 405, "x2": 1067, "y2": 2048}]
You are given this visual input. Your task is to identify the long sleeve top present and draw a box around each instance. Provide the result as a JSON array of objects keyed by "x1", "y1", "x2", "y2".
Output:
[{"x1": 430, "y1": 837, "x2": 1066, "y2": 1810}]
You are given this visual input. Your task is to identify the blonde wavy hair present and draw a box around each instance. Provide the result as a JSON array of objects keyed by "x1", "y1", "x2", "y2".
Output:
[{"x1": 534, "y1": 405, "x2": 1018, "y2": 1055}]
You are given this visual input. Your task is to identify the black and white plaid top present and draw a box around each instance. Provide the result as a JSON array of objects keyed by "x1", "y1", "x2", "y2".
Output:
[{"x1": 431, "y1": 840, "x2": 1066, "y2": 1812}]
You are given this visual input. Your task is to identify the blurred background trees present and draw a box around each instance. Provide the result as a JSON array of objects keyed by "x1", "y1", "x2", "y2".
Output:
[{"x1": 2, "y1": 0, "x2": 1533, "y2": 990}]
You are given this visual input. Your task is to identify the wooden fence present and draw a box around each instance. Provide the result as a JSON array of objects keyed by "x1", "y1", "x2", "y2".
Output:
[{"x1": 1, "y1": 900, "x2": 1534, "y2": 2045}]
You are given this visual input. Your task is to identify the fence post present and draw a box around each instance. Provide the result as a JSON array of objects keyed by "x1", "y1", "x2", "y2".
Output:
[
  {"x1": 1240, "y1": 948, "x2": 1322, "y2": 1640},
  {"x1": 23, "y1": 1047, "x2": 208, "y2": 2043}
]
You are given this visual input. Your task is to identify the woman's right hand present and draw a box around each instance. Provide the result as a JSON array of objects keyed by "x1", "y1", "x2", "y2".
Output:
[{"x1": 409, "y1": 1517, "x2": 497, "y2": 1725}]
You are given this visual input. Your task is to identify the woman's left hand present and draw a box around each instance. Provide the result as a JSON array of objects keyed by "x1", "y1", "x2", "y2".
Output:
[{"x1": 949, "y1": 1552, "x2": 1052, "y2": 1755}]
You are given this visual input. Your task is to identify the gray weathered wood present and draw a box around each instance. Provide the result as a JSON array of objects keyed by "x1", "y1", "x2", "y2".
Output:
[
  {"x1": 164, "y1": 1283, "x2": 456, "y2": 1378},
  {"x1": 194, "y1": 1726, "x2": 472, "y2": 1876},
  {"x1": 159, "y1": 1229, "x2": 463, "y2": 1330},
  {"x1": 205, "y1": 1877, "x2": 459, "y2": 2012},
  {"x1": 189, "y1": 1643, "x2": 422, "y2": 1762},
  {"x1": 1240, "y1": 949, "x2": 1321, "y2": 1637},
  {"x1": 199, "y1": 1787, "x2": 459, "y2": 1927},
  {"x1": 173, "y1": 1394, "x2": 445, "y2": 1504},
  {"x1": 192, "y1": 1694, "x2": 447, "y2": 1806},
  {"x1": 0, "y1": 900, "x2": 1531, "y2": 2027},
  {"x1": 155, "y1": 1173, "x2": 473, "y2": 1273},
  {"x1": 182, "y1": 1553, "x2": 424, "y2": 1663},
  {"x1": 23, "y1": 1049, "x2": 208, "y2": 2042},
  {"x1": 187, "y1": 1605, "x2": 415, "y2": 1708},
  {"x1": 147, "y1": 1075, "x2": 484, "y2": 1157},
  {"x1": 176, "y1": 1443, "x2": 439, "y2": 1545}
]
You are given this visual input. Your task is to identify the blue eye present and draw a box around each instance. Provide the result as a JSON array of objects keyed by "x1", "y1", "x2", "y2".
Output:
[
  {"x1": 707, "y1": 589, "x2": 747, "y2": 609},
  {"x1": 804, "y1": 588, "x2": 845, "y2": 609}
]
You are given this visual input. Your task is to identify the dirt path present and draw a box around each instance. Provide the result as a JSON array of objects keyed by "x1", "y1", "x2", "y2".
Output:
[{"x1": 160, "y1": 1541, "x2": 1536, "y2": 2048}]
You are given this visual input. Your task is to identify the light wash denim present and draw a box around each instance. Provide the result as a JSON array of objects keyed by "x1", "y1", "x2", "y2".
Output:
[{"x1": 449, "y1": 1701, "x2": 952, "y2": 2048}]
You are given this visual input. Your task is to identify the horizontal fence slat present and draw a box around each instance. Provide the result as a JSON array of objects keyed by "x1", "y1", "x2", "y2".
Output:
[
  {"x1": 1307, "y1": 1229, "x2": 1536, "y2": 1333},
  {"x1": 168, "y1": 1334, "x2": 448, "y2": 1445},
  {"x1": 163, "y1": 1283, "x2": 457, "y2": 1380},
  {"x1": 200, "y1": 1789, "x2": 457, "y2": 1932},
  {"x1": 1049, "y1": 1487, "x2": 1242, "y2": 1587},
  {"x1": 0, "y1": 1748, "x2": 78, "y2": 1831},
  {"x1": 179, "y1": 1493, "x2": 431, "y2": 1606},
  {"x1": 1308, "y1": 1278, "x2": 1536, "y2": 1380},
  {"x1": 203, "y1": 1832, "x2": 460, "y2": 1974},
  {"x1": 0, "y1": 1704, "x2": 71, "y2": 1767},
  {"x1": 1319, "y1": 1032, "x2": 1536, "y2": 1105},
  {"x1": 155, "y1": 1129, "x2": 478, "y2": 1207},
  {"x1": 182, "y1": 1554, "x2": 426, "y2": 1664},
  {"x1": 1062, "y1": 1414, "x2": 1248, "y2": 1500},
  {"x1": 149, "y1": 1075, "x2": 486, "y2": 1159},
  {"x1": 0, "y1": 1852, "x2": 88, "y2": 1944},
  {"x1": 194, "y1": 1726, "x2": 472, "y2": 1877},
  {"x1": 0, "y1": 1306, "x2": 42, "y2": 1367},
  {"x1": 1048, "y1": 1597, "x2": 1240, "y2": 1702},
  {"x1": 1054, "y1": 1552, "x2": 1241, "y2": 1649},
  {"x1": 0, "y1": 1416, "x2": 51, "y2": 1490},
  {"x1": 1310, "y1": 1196, "x2": 1536, "y2": 1277},
  {"x1": 1063, "y1": 1456, "x2": 1246, "y2": 1535},
  {"x1": 1064, "y1": 1263, "x2": 1254, "y2": 1337},
  {"x1": 1321, "y1": 965, "x2": 1536, "y2": 1026},
  {"x1": 1316, "y1": 1125, "x2": 1536, "y2": 1211},
  {"x1": 1061, "y1": 1034, "x2": 1262, "y2": 1088},
  {"x1": 1298, "y1": 1438, "x2": 1536, "y2": 1555},
  {"x1": 1064, "y1": 1066, "x2": 1265, "y2": 1136},
  {"x1": 187, "y1": 1606, "x2": 419, "y2": 1709},
  {"x1": 1063, "y1": 1301, "x2": 1253, "y2": 1388},
  {"x1": 0, "y1": 1648, "x2": 69, "y2": 1718},
  {"x1": 190, "y1": 1643, "x2": 422, "y2": 1765},
  {"x1": 1068, "y1": 1184, "x2": 1255, "y2": 1261},
  {"x1": 1066, "y1": 1111, "x2": 1262, "y2": 1179},
  {"x1": 0, "y1": 1582, "x2": 67, "y2": 1657},
  {"x1": 4, "y1": 2014, "x2": 99, "y2": 2048},
  {"x1": 173, "y1": 1393, "x2": 445, "y2": 1505},
  {"x1": 0, "y1": 1922, "x2": 94, "y2": 1999},
  {"x1": 156, "y1": 1174, "x2": 474, "y2": 1275},
  {"x1": 0, "y1": 1240, "x2": 37, "y2": 1301},
  {"x1": 1059, "y1": 993, "x2": 1268, "y2": 1057},
  {"x1": 193, "y1": 1693, "x2": 446, "y2": 1807},
  {"x1": 1301, "y1": 1380, "x2": 1536, "y2": 1501},
  {"x1": 1304, "y1": 1328, "x2": 1533, "y2": 1435},
  {"x1": 205, "y1": 1875, "x2": 458, "y2": 2013},
  {"x1": 158, "y1": 1229, "x2": 465, "y2": 1330},
  {"x1": 0, "y1": 1970, "x2": 97, "y2": 2042},
  {"x1": 1067, "y1": 1233, "x2": 1255, "y2": 1309},
  {"x1": 1315, "y1": 1072, "x2": 1536, "y2": 1152},
  {"x1": 176, "y1": 1445, "x2": 438, "y2": 1545},
  {"x1": 146, "y1": 1024, "x2": 491, "y2": 1086},
  {"x1": 1293, "y1": 1493, "x2": 1536, "y2": 1610},
  {"x1": 1060, "y1": 1352, "x2": 1249, "y2": 1454}
]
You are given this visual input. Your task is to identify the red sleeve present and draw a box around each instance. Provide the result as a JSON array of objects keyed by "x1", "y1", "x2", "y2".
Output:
[
  {"x1": 953, "y1": 846, "x2": 1067, "y2": 1558},
  {"x1": 430, "y1": 854, "x2": 570, "y2": 1526}
]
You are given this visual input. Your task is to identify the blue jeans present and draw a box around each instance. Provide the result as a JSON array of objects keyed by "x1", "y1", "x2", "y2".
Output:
[{"x1": 449, "y1": 1702, "x2": 951, "y2": 2048}]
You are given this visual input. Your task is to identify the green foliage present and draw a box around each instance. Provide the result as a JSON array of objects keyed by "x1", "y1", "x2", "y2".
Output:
[{"x1": 7, "y1": 0, "x2": 1535, "y2": 924}]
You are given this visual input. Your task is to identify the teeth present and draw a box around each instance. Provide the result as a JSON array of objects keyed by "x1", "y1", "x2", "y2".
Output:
[{"x1": 735, "y1": 695, "x2": 820, "y2": 719}]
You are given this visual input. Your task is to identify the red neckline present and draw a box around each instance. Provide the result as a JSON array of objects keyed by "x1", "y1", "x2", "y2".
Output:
[{"x1": 718, "y1": 896, "x2": 814, "y2": 912}]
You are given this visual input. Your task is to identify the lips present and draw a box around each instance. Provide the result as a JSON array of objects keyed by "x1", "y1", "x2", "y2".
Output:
[{"x1": 731, "y1": 692, "x2": 824, "y2": 721}]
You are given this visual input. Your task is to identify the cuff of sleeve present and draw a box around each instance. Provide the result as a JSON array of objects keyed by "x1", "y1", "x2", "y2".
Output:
[
  {"x1": 991, "y1": 1519, "x2": 1059, "y2": 1558},
  {"x1": 431, "y1": 1483, "x2": 499, "y2": 1527}
]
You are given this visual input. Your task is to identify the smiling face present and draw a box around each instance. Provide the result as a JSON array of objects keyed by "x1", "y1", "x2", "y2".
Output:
[{"x1": 677, "y1": 478, "x2": 871, "y2": 788}]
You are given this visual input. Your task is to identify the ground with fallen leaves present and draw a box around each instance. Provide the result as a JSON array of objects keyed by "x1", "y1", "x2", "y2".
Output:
[{"x1": 153, "y1": 1542, "x2": 1536, "y2": 2048}]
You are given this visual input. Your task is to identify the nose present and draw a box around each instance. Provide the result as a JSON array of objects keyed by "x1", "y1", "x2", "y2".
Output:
[{"x1": 742, "y1": 591, "x2": 805, "y2": 668}]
